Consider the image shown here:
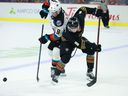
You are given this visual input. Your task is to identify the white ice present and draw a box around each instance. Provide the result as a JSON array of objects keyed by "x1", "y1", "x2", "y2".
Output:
[{"x1": 0, "y1": 21, "x2": 128, "y2": 96}]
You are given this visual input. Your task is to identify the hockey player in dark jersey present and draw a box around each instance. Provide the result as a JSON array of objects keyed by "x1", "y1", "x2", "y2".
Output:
[{"x1": 51, "y1": 6, "x2": 102, "y2": 83}]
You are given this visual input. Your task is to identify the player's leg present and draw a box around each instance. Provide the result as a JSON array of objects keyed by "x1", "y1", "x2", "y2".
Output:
[
  {"x1": 86, "y1": 55, "x2": 95, "y2": 81},
  {"x1": 51, "y1": 42, "x2": 74, "y2": 83}
]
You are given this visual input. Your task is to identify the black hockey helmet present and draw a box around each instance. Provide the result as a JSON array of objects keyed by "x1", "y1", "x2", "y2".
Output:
[
  {"x1": 67, "y1": 17, "x2": 79, "y2": 28},
  {"x1": 67, "y1": 17, "x2": 79, "y2": 32}
]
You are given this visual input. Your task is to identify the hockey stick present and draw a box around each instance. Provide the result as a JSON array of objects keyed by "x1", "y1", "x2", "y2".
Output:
[
  {"x1": 36, "y1": 24, "x2": 44, "y2": 82},
  {"x1": 87, "y1": 17, "x2": 101, "y2": 87}
]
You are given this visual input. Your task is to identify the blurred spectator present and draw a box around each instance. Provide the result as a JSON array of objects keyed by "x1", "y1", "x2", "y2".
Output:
[
  {"x1": 60, "y1": 0, "x2": 75, "y2": 3},
  {"x1": 0, "y1": 0, "x2": 11, "y2": 1},
  {"x1": 118, "y1": 0, "x2": 128, "y2": 5},
  {"x1": 125, "y1": 0, "x2": 128, "y2": 5},
  {"x1": 0, "y1": 0, "x2": 128, "y2": 5},
  {"x1": 76, "y1": 0, "x2": 85, "y2": 3},
  {"x1": 34, "y1": 0, "x2": 46, "y2": 2},
  {"x1": 61, "y1": 0, "x2": 70, "y2": 3},
  {"x1": 85, "y1": 0, "x2": 94, "y2": 4},
  {"x1": 10, "y1": 0, "x2": 33, "y2": 2},
  {"x1": 109, "y1": 0, "x2": 119, "y2": 5}
]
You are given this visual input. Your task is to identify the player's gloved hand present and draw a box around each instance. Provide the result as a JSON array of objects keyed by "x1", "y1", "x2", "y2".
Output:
[
  {"x1": 95, "y1": 8, "x2": 103, "y2": 17},
  {"x1": 95, "y1": 44, "x2": 101, "y2": 52},
  {"x1": 40, "y1": 1, "x2": 50, "y2": 19},
  {"x1": 82, "y1": 41, "x2": 102, "y2": 53},
  {"x1": 39, "y1": 34, "x2": 49, "y2": 44},
  {"x1": 86, "y1": 42, "x2": 101, "y2": 52}
]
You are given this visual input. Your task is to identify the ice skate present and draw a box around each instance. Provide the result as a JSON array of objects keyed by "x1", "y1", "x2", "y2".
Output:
[
  {"x1": 104, "y1": 25, "x2": 110, "y2": 28},
  {"x1": 52, "y1": 75, "x2": 59, "y2": 83},
  {"x1": 51, "y1": 67, "x2": 56, "y2": 78},
  {"x1": 51, "y1": 67, "x2": 59, "y2": 83},
  {"x1": 86, "y1": 71, "x2": 95, "y2": 81}
]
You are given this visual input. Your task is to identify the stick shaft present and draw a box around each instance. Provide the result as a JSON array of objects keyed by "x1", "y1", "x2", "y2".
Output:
[
  {"x1": 36, "y1": 24, "x2": 44, "y2": 82},
  {"x1": 95, "y1": 17, "x2": 101, "y2": 81}
]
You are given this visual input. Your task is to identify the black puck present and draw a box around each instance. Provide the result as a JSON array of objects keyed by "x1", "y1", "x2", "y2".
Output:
[{"x1": 3, "y1": 77, "x2": 7, "y2": 82}]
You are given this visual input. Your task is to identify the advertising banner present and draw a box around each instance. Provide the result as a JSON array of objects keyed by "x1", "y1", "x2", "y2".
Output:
[{"x1": 0, "y1": 3, "x2": 128, "y2": 26}]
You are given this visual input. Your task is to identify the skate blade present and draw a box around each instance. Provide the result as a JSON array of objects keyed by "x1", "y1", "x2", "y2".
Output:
[
  {"x1": 60, "y1": 73, "x2": 66, "y2": 77},
  {"x1": 86, "y1": 77, "x2": 94, "y2": 82},
  {"x1": 51, "y1": 80, "x2": 58, "y2": 85}
]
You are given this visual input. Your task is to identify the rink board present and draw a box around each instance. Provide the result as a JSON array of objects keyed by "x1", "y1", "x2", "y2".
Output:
[{"x1": 0, "y1": 3, "x2": 128, "y2": 27}]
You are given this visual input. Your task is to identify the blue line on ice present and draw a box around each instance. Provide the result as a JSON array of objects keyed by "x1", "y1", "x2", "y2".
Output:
[{"x1": 0, "y1": 44, "x2": 128, "y2": 72}]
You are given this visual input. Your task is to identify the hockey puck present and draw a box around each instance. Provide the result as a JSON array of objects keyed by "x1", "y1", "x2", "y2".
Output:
[{"x1": 3, "y1": 77, "x2": 7, "y2": 82}]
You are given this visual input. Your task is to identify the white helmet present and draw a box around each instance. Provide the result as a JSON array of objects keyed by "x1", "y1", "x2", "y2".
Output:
[{"x1": 50, "y1": 2, "x2": 62, "y2": 14}]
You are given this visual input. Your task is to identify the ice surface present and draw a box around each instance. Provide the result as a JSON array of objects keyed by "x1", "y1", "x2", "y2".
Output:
[{"x1": 0, "y1": 21, "x2": 128, "y2": 96}]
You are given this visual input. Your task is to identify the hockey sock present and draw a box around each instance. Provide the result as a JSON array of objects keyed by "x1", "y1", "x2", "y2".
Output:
[
  {"x1": 56, "y1": 61, "x2": 65, "y2": 73},
  {"x1": 52, "y1": 60, "x2": 60, "y2": 67},
  {"x1": 86, "y1": 55, "x2": 94, "y2": 73}
]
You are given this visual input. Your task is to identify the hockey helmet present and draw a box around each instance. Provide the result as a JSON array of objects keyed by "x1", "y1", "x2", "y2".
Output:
[
  {"x1": 50, "y1": 2, "x2": 62, "y2": 16},
  {"x1": 67, "y1": 17, "x2": 79, "y2": 32}
]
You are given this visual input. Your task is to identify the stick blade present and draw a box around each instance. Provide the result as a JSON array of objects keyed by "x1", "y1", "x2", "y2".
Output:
[
  {"x1": 87, "y1": 78, "x2": 96, "y2": 87},
  {"x1": 36, "y1": 76, "x2": 40, "y2": 82}
]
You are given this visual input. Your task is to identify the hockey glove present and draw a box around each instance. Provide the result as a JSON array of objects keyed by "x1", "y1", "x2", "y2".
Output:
[
  {"x1": 87, "y1": 42, "x2": 101, "y2": 52},
  {"x1": 95, "y1": 44, "x2": 101, "y2": 52},
  {"x1": 40, "y1": 1, "x2": 50, "y2": 19},
  {"x1": 39, "y1": 34, "x2": 49, "y2": 44},
  {"x1": 95, "y1": 8, "x2": 103, "y2": 17}
]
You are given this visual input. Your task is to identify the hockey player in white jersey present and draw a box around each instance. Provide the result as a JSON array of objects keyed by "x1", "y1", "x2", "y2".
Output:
[{"x1": 39, "y1": 0, "x2": 68, "y2": 82}]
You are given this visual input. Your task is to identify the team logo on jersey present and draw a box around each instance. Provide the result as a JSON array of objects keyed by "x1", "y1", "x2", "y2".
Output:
[
  {"x1": 65, "y1": 48, "x2": 69, "y2": 52},
  {"x1": 55, "y1": 20, "x2": 62, "y2": 27}
]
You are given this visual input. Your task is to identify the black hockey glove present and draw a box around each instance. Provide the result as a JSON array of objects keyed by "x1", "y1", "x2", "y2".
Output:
[
  {"x1": 95, "y1": 44, "x2": 101, "y2": 52},
  {"x1": 84, "y1": 42, "x2": 101, "y2": 55},
  {"x1": 39, "y1": 34, "x2": 49, "y2": 44},
  {"x1": 86, "y1": 42, "x2": 101, "y2": 52},
  {"x1": 40, "y1": 1, "x2": 50, "y2": 19},
  {"x1": 95, "y1": 8, "x2": 103, "y2": 17}
]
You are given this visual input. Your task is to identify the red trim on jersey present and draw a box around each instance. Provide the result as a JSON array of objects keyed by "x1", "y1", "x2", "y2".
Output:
[
  {"x1": 52, "y1": 61, "x2": 58, "y2": 66},
  {"x1": 49, "y1": 34, "x2": 56, "y2": 41}
]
